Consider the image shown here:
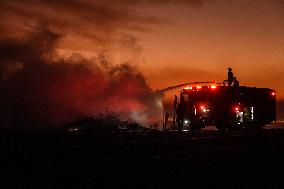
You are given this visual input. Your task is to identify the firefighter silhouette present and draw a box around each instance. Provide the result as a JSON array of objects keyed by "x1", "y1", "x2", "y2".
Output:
[
  {"x1": 233, "y1": 77, "x2": 239, "y2": 87},
  {"x1": 223, "y1": 68, "x2": 234, "y2": 86}
]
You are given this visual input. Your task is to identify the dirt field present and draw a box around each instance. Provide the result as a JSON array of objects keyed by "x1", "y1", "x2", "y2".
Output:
[{"x1": 2, "y1": 125, "x2": 284, "y2": 188}]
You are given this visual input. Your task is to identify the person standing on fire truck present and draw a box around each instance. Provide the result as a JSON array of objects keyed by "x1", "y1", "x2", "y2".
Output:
[
  {"x1": 223, "y1": 68, "x2": 234, "y2": 86},
  {"x1": 227, "y1": 68, "x2": 234, "y2": 86}
]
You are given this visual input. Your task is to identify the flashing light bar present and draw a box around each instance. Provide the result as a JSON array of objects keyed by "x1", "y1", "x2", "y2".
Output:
[{"x1": 183, "y1": 85, "x2": 219, "y2": 91}]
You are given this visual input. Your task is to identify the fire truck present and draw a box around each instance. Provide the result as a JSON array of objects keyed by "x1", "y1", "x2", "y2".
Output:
[{"x1": 164, "y1": 82, "x2": 276, "y2": 131}]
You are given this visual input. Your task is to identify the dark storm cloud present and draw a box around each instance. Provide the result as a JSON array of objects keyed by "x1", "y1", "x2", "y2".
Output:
[{"x1": 0, "y1": 27, "x2": 162, "y2": 131}]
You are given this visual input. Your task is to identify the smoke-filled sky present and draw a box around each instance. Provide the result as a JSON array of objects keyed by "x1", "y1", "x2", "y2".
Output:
[
  {"x1": 1, "y1": 0, "x2": 284, "y2": 128},
  {"x1": 2, "y1": 0, "x2": 283, "y2": 90}
]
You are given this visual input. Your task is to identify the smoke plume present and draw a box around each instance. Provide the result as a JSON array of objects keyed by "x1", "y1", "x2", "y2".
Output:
[
  {"x1": 0, "y1": 27, "x2": 162, "y2": 131},
  {"x1": 0, "y1": 0, "x2": 211, "y2": 49}
]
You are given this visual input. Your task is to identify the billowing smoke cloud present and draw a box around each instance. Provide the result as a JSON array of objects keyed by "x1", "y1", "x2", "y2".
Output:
[
  {"x1": 0, "y1": 0, "x2": 211, "y2": 48},
  {"x1": 0, "y1": 27, "x2": 162, "y2": 131},
  {"x1": 0, "y1": 0, "x2": 213, "y2": 131}
]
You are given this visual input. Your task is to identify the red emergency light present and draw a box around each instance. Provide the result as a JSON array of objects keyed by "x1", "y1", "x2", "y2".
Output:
[
  {"x1": 235, "y1": 107, "x2": 239, "y2": 112},
  {"x1": 183, "y1": 85, "x2": 219, "y2": 91}
]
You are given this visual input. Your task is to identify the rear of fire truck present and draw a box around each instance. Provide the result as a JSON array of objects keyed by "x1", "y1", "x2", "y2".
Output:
[{"x1": 176, "y1": 85, "x2": 276, "y2": 131}]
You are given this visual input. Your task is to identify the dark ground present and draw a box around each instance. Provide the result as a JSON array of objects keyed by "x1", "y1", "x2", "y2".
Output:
[{"x1": 2, "y1": 127, "x2": 284, "y2": 189}]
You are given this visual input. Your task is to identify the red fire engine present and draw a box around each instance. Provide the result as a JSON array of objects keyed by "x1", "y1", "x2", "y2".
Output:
[{"x1": 172, "y1": 83, "x2": 276, "y2": 131}]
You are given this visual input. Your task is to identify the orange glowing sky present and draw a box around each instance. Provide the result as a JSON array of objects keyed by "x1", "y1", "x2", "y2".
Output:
[{"x1": 1, "y1": 0, "x2": 284, "y2": 97}]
